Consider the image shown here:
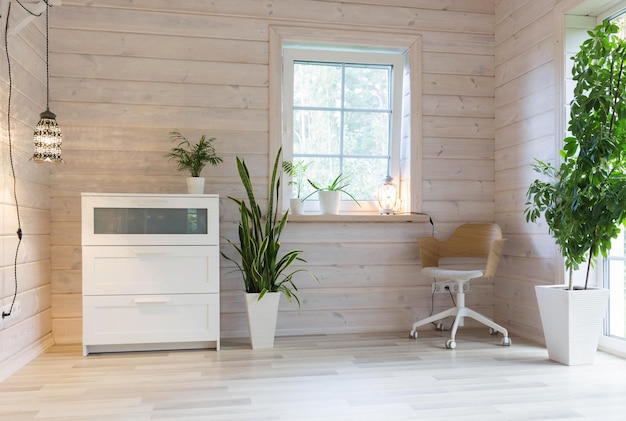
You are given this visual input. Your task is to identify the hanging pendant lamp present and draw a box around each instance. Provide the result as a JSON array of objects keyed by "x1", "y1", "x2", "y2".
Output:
[{"x1": 32, "y1": 1, "x2": 63, "y2": 164}]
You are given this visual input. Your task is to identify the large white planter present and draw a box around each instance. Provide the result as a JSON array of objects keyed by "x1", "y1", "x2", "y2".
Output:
[
  {"x1": 186, "y1": 177, "x2": 205, "y2": 194},
  {"x1": 245, "y1": 292, "x2": 281, "y2": 349},
  {"x1": 318, "y1": 190, "x2": 341, "y2": 214},
  {"x1": 535, "y1": 285, "x2": 609, "y2": 365}
]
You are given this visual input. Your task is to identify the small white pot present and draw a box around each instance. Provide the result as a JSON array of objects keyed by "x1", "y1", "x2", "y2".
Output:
[
  {"x1": 535, "y1": 285, "x2": 609, "y2": 365},
  {"x1": 289, "y1": 198, "x2": 304, "y2": 215},
  {"x1": 245, "y1": 292, "x2": 281, "y2": 349},
  {"x1": 186, "y1": 177, "x2": 205, "y2": 194},
  {"x1": 318, "y1": 190, "x2": 341, "y2": 214}
]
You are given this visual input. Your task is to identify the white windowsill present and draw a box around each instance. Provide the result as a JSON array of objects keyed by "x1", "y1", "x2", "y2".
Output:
[
  {"x1": 287, "y1": 213, "x2": 430, "y2": 223},
  {"x1": 599, "y1": 335, "x2": 626, "y2": 359}
]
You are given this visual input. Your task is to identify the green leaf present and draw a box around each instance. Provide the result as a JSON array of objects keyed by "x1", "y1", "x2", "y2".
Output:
[{"x1": 221, "y1": 147, "x2": 318, "y2": 305}]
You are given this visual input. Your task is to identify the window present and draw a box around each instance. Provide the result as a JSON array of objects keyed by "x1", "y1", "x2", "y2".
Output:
[
  {"x1": 268, "y1": 26, "x2": 422, "y2": 216},
  {"x1": 283, "y1": 49, "x2": 403, "y2": 213},
  {"x1": 599, "y1": 7, "x2": 626, "y2": 356},
  {"x1": 563, "y1": 2, "x2": 626, "y2": 356}
]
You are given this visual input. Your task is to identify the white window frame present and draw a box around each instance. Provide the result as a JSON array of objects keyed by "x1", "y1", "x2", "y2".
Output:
[
  {"x1": 597, "y1": 2, "x2": 626, "y2": 358},
  {"x1": 268, "y1": 25, "x2": 422, "y2": 216},
  {"x1": 282, "y1": 48, "x2": 403, "y2": 213}
]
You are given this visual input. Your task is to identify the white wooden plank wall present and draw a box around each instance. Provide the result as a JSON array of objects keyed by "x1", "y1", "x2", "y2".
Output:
[
  {"x1": 0, "y1": 9, "x2": 54, "y2": 381},
  {"x1": 493, "y1": 0, "x2": 563, "y2": 344},
  {"x1": 47, "y1": 0, "x2": 497, "y2": 343}
]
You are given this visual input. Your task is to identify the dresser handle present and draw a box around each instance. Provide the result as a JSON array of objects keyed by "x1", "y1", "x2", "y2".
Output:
[
  {"x1": 133, "y1": 298, "x2": 171, "y2": 304},
  {"x1": 132, "y1": 250, "x2": 168, "y2": 256},
  {"x1": 135, "y1": 200, "x2": 170, "y2": 206}
]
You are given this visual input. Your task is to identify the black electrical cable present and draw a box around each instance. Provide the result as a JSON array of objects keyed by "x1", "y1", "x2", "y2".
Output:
[
  {"x1": 2, "y1": 1, "x2": 54, "y2": 320},
  {"x1": 445, "y1": 284, "x2": 456, "y2": 307},
  {"x1": 395, "y1": 211, "x2": 435, "y2": 235},
  {"x1": 2, "y1": 1, "x2": 22, "y2": 319},
  {"x1": 15, "y1": 0, "x2": 44, "y2": 17},
  {"x1": 428, "y1": 281, "x2": 436, "y2": 318}
]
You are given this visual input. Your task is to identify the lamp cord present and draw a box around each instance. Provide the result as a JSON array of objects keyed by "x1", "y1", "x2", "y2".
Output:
[
  {"x1": 16, "y1": 0, "x2": 50, "y2": 109},
  {"x1": 15, "y1": 0, "x2": 44, "y2": 16},
  {"x1": 3, "y1": 1, "x2": 21, "y2": 319},
  {"x1": 44, "y1": 0, "x2": 49, "y2": 110},
  {"x1": 2, "y1": 1, "x2": 53, "y2": 319}
]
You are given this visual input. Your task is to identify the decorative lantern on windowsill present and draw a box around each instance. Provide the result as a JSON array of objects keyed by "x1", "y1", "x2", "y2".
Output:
[{"x1": 378, "y1": 175, "x2": 398, "y2": 215}]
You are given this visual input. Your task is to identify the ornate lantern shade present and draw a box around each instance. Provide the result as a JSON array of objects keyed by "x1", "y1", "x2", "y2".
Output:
[
  {"x1": 378, "y1": 175, "x2": 398, "y2": 215},
  {"x1": 32, "y1": 110, "x2": 63, "y2": 163}
]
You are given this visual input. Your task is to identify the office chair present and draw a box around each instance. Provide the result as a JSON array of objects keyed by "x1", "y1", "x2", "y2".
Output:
[{"x1": 409, "y1": 223, "x2": 511, "y2": 349}]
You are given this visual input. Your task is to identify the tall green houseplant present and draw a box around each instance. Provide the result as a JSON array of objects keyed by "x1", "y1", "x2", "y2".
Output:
[
  {"x1": 222, "y1": 148, "x2": 316, "y2": 304},
  {"x1": 525, "y1": 20, "x2": 626, "y2": 290}
]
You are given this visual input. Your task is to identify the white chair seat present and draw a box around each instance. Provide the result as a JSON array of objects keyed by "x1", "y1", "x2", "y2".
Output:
[{"x1": 422, "y1": 267, "x2": 484, "y2": 281}]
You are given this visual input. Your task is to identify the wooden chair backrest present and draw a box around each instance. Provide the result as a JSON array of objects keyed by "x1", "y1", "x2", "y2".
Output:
[{"x1": 418, "y1": 223, "x2": 506, "y2": 278}]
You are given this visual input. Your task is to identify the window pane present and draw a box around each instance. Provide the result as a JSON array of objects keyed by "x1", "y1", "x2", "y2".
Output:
[
  {"x1": 344, "y1": 66, "x2": 390, "y2": 110},
  {"x1": 603, "y1": 11, "x2": 626, "y2": 344},
  {"x1": 344, "y1": 111, "x2": 389, "y2": 156},
  {"x1": 304, "y1": 157, "x2": 341, "y2": 196},
  {"x1": 288, "y1": 52, "x2": 402, "y2": 205},
  {"x1": 294, "y1": 62, "x2": 341, "y2": 108},
  {"x1": 293, "y1": 110, "x2": 341, "y2": 155},
  {"x1": 344, "y1": 158, "x2": 388, "y2": 201}
]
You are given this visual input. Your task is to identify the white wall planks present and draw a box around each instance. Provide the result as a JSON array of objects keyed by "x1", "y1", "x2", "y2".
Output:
[
  {"x1": 0, "y1": 9, "x2": 53, "y2": 378},
  {"x1": 44, "y1": 0, "x2": 501, "y2": 345},
  {"x1": 493, "y1": 1, "x2": 563, "y2": 338}
]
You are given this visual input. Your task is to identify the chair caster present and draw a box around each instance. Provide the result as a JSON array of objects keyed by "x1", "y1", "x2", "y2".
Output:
[
  {"x1": 445, "y1": 339, "x2": 456, "y2": 349},
  {"x1": 436, "y1": 322, "x2": 445, "y2": 331},
  {"x1": 409, "y1": 330, "x2": 418, "y2": 339},
  {"x1": 501, "y1": 336, "x2": 512, "y2": 346},
  {"x1": 489, "y1": 328, "x2": 499, "y2": 335}
]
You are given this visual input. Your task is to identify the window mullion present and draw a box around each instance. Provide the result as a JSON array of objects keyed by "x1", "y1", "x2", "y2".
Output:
[{"x1": 340, "y1": 63, "x2": 346, "y2": 174}]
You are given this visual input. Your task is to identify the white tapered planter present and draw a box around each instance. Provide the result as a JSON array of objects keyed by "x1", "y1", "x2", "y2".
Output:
[
  {"x1": 289, "y1": 198, "x2": 304, "y2": 215},
  {"x1": 318, "y1": 190, "x2": 341, "y2": 214},
  {"x1": 535, "y1": 285, "x2": 609, "y2": 365},
  {"x1": 186, "y1": 177, "x2": 205, "y2": 194},
  {"x1": 245, "y1": 292, "x2": 281, "y2": 349}
]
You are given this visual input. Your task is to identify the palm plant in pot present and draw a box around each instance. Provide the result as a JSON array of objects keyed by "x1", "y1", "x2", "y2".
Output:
[
  {"x1": 282, "y1": 160, "x2": 311, "y2": 215},
  {"x1": 525, "y1": 20, "x2": 626, "y2": 365},
  {"x1": 165, "y1": 130, "x2": 222, "y2": 194},
  {"x1": 222, "y1": 147, "x2": 317, "y2": 349}
]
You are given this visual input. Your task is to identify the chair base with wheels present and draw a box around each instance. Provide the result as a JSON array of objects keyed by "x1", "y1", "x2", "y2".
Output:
[{"x1": 409, "y1": 223, "x2": 512, "y2": 349}]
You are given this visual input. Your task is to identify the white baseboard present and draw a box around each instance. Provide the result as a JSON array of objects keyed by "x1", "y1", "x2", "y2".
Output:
[{"x1": 0, "y1": 333, "x2": 55, "y2": 383}]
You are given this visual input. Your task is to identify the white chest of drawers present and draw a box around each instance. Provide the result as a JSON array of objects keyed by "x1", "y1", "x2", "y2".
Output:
[{"x1": 81, "y1": 193, "x2": 220, "y2": 355}]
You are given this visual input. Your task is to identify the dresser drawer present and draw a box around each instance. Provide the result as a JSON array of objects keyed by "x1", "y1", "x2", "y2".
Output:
[
  {"x1": 82, "y1": 193, "x2": 219, "y2": 246},
  {"x1": 83, "y1": 294, "x2": 219, "y2": 353},
  {"x1": 82, "y1": 246, "x2": 219, "y2": 295}
]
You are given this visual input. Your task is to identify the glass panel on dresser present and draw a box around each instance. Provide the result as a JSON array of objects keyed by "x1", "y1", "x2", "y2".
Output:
[{"x1": 93, "y1": 208, "x2": 208, "y2": 235}]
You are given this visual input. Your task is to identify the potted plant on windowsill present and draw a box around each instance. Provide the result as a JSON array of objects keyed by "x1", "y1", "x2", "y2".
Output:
[
  {"x1": 282, "y1": 160, "x2": 311, "y2": 215},
  {"x1": 222, "y1": 147, "x2": 317, "y2": 349},
  {"x1": 165, "y1": 130, "x2": 222, "y2": 194},
  {"x1": 304, "y1": 173, "x2": 360, "y2": 215},
  {"x1": 525, "y1": 21, "x2": 626, "y2": 365}
]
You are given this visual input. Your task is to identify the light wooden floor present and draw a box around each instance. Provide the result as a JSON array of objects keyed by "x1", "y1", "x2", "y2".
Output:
[{"x1": 2, "y1": 330, "x2": 626, "y2": 421}]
